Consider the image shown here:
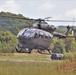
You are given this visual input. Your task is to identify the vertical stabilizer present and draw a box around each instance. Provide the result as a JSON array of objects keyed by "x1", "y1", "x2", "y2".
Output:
[{"x1": 64, "y1": 26, "x2": 71, "y2": 36}]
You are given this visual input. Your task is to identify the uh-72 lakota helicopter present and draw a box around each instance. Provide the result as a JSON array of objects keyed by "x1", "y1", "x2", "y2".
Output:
[{"x1": 0, "y1": 15, "x2": 76, "y2": 54}]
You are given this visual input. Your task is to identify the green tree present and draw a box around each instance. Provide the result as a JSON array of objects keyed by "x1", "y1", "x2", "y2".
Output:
[
  {"x1": 52, "y1": 42, "x2": 64, "y2": 54},
  {"x1": 0, "y1": 31, "x2": 17, "y2": 53}
]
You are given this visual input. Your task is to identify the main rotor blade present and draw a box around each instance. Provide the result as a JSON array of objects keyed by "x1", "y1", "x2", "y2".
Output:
[
  {"x1": 0, "y1": 15, "x2": 76, "y2": 22},
  {"x1": 0, "y1": 15, "x2": 44, "y2": 21},
  {"x1": 45, "y1": 20, "x2": 76, "y2": 22}
]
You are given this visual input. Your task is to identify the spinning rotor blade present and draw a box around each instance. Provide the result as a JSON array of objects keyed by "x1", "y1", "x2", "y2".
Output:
[
  {"x1": 0, "y1": 15, "x2": 46, "y2": 21},
  {"x1": 0, "y1": 15, "x2": 76, "y2": 23},
  {"x1": 45, "y1": 20, "x2": 76, "y2": 22}
]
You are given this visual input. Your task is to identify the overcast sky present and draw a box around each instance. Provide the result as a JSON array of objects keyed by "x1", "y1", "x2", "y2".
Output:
[{"x1": 0, "y1": 0, "x2": 76, "y2": 26}]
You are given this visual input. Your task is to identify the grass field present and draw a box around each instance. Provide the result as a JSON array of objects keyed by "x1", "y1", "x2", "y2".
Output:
[{"x1": 0, "y1": 52, "x2": 76, "y2": 75}]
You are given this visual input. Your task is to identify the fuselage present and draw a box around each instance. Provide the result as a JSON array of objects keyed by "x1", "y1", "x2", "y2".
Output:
[{"x1": 17, "y1": 28, "x2": 53, "y2": 50}]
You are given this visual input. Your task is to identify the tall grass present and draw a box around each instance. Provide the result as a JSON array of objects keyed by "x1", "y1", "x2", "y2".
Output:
[
  {"x1": 0, "y1": 61, "x2": 62, "y2": 75},
  {"x1": 0, "y1": 53, "x2": 75, "y2": 75}
]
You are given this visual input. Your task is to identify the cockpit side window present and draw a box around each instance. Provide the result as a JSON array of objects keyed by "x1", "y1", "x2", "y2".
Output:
[
  {"x1": 45, "y1": 34, "x2": 49, "y2": 38},
  {"x1": 24, "y1": 29, "x2": 36, "y2": 37},
  {"x1": 39, "y1": 32, "x2": 44, "y2": 38},
  {"x1": 44, "y1": 33, "x2": 52, "y2": 39},
  {"x1": 34, "y1": 31, "x2": 44, "y2": 38},
  {"x1": 17, "y1": 28, "x2": 28, "y2": 37}
]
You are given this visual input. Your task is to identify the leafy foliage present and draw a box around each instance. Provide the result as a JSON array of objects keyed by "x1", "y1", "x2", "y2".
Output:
[
  {"x1": 0, "y1": 11, "x2": 35, "y2": 35},
  {"x1": 52, "y1": 42, "x2": 64, "y2": 54},
  {"x1": 0, "y1": 31, "x2": 17, "y2": 53}
]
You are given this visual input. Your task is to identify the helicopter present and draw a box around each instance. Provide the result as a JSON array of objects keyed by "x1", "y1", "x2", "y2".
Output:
[
  {"x1": 14, "y1": 17, "x2": 74, "y2": 54},
  {"x1": 0, "y1": 15, "x2": 75, "y2": 54}
]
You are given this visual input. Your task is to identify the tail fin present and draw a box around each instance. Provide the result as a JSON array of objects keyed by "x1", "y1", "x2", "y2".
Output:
[{"x1": 64, "y1": 25, "x2": 71, "y2": 36}]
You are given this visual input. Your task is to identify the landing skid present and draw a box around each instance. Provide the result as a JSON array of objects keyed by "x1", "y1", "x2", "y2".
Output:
[
  {"x1": 38, "y1": 49, "x2": 51, "y2": 54},
  {"x1": 15, "y1": 47, "x2": 32, "y2": 53}
]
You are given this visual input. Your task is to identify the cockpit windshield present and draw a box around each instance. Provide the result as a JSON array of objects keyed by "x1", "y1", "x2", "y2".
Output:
[
  {"x1": 24, "y1": 29, "x2": 36, "y2": 37},
  {"x1": 17, "y1": 28, "x2": 28, "y2": 37}
]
